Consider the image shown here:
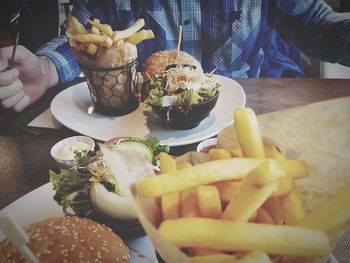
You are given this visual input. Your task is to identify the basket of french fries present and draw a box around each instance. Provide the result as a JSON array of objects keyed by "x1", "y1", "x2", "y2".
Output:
[
  {"x1": 66, "y1": 16, "x2": 154, "y2": 115},
  {"x1": 100, "y1": 102, "x2": 350, "y2": 263}
]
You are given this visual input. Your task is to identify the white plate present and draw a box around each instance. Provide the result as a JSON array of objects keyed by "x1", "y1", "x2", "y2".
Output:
[
  {"x1": 51, "y1": 75, "x2": 246, "y2": 146},
  {"x1": 0, "y1": 183, "x2": 157, "y2": 263},
  {"x1": 0, "y1": 186, "x2": 337, "y2": 263}
]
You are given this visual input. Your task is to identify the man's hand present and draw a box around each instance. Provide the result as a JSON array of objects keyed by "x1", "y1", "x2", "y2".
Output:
[{"x1": 0, "y1": 45, "x2": 58, "y2": 112}]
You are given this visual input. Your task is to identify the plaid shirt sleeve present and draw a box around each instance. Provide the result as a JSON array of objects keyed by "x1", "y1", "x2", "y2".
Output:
[
  {"x1": 35, "y1": 36, "x2": 81, "y2": 84},
  {"x1": 269, "y1": 0, "x2": 350, "y2": 65}
]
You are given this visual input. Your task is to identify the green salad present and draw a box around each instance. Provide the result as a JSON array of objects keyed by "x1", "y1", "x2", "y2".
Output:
[
  {"x1": 144, "y1": 64, "x2": 220, "y2": 112},
  {"x1": 49, "y1": 136, "x2": 169, "y2": 217}
]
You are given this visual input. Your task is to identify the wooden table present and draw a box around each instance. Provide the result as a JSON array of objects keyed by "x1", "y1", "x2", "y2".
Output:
[{"x1": 0, "y1": 78, "x2": 349, "y2": 261}]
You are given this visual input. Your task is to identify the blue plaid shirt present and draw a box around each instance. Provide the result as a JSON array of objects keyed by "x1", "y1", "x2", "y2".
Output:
[{"x1": 36, "y1": 0, "x2": 350, "y2": 84}]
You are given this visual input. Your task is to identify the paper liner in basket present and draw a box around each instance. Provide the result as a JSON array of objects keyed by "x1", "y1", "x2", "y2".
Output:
[{"x1": 100, "y1": 96, "x2": 350, "y2": 263}]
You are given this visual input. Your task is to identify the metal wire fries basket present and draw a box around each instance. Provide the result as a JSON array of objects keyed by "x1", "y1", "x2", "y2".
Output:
[{"x1": 79, "y1": 60, "x2": 138, "y2": 116}]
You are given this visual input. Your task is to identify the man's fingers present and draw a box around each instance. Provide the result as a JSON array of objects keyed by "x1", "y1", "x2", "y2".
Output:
[
  {"x1": 0, "y1": 78, "x2": 23, "y2": 99},
  {"x1": 13, "y1": 94, "x2": 30, "y2": 112},
  {"x1": 0, "y1": 60, "x2": 9, "y2": 72},
  {"x1": 0, "y1": 68, "x2": 20, "y2": 86},
  {"x1": 0, "y1": 45, "x2": 30, "y2": 67},
  {"x1": 1, "y1": 90, "x2": 25, "y2": 108}
]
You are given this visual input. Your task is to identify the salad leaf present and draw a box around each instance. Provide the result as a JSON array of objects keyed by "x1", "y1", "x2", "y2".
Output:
[
  {"x1": 49, "y1": 169, "x2": 92, "y2": 216},
  {"x1": 146, "y1": 135, "x2": 170, "y2": 156}
]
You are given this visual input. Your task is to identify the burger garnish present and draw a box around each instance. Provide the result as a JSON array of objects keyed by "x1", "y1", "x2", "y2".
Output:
[{"x1": 143, "y1": 50, "x2": 220, "y2": 113}]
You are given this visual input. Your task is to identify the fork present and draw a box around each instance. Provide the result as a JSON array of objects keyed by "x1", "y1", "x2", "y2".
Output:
[{"x1": 8, "y1": 9, "x2": 21, "y2": 70}]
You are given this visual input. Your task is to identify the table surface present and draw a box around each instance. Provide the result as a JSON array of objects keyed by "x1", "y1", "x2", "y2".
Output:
[{"x1": 1, "y1": 77, "x2": 349, "y2": 262}]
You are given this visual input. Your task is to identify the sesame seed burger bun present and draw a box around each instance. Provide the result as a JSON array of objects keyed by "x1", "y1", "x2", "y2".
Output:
[
  {"x1": 0, "y1": 216, "x2": 131, "y2": 263},
  {"x1": 144, "y1": 50, "x2": 203, "y2": 79}
]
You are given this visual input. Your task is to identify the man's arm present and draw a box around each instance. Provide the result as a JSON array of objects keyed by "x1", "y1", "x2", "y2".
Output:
[
  {"x1": 268, "y1": 0, "x2": 350, "y2": 66},
  {"x1": 35, "y1": 36, "x2": 81, "y2": 84}
]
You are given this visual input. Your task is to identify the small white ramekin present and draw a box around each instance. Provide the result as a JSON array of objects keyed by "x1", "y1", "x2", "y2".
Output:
[
  {"x1": 50, "y1": 136, "x2": 95, "y2": 170},
  {"x1": 196, "y1": 137, "x2": 218, "y2": 152}
]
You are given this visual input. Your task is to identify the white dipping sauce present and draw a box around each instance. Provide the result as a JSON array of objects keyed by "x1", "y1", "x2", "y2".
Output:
[{"x1": 56, "y1": 141, "x2": 90, "y2": 160}]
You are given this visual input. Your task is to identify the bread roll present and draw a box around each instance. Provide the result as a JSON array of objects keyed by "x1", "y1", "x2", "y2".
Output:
[{"x1": 0, "y1": 216, "x2": 131, "y2": 263}]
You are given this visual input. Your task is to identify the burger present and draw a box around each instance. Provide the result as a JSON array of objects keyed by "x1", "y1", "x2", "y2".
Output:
[
  {"x1": 143, "y1": 50, "x2": 220, "y2": 112},
  {"x1": 0, "y1": 216, "x2": 131, "y2": 263}
]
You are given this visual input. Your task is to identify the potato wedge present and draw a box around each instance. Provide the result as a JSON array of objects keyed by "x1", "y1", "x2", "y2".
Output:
[{"x1": 158, "y1": 218, "x2": 330, "y2": 256}]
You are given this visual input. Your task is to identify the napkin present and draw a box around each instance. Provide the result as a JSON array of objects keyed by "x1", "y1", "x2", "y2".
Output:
[{"x1": 27, "y1": 107, "x2": 62, "y2": 129}]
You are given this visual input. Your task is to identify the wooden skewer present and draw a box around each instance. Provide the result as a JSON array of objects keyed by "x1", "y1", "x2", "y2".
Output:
[
  {"x1": 0, "y1": 211, "x2": 39, "y2": 263},
  {"x1": 176, "y1": 25, "x2": 183, "y2": 62}
]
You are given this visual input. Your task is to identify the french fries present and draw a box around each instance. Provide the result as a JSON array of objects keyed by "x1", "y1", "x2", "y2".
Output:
[
  {"x1": 212, "y1": 181, "x2": 241, "y2": 202},
  {"x1": 138, "y1": 158, "x2": 265, "y2": 197},
  {"x1": 126, "y1": 29, "x2": 155, "y2": 45},
  {"x1": 281, "y1": 191, "x2": 306, "y2": 225},
  {"x1": 135, "y1": 106, "x2": 348, "y2": 263},
  {"x1": 112, "y1": 18, "x2": 145, "y2": 41},
  {"x1": 159, "y1": 153, "x2": 180, "y2": 220},
  {"x1": 235, "y1": 251, "x2": 272, "y2": 263},
  {"x1": 208, "y1": 148, "x2": 231, "y2": 161},
  {"x1": 234, "y1": 107, "x2": 265, "y2": 158},
  {"x1": 190, "y1": 253, "x2": 237, "y2": 263},
  {"x1": 66, "y1": 15, "x2": 154, "y2": 62},
  {"x1": 197, "y1": 185, "x2": 222, "y2": 219},
  {"x1": 222, "y1": 160, "x2": 284, "y2": 221},
  {"x1": 88, "y1": 19, "x2": 113, "y2": 36},
  {"x1": 158, "y1": 218, "x2": 330, "y2": 256}
]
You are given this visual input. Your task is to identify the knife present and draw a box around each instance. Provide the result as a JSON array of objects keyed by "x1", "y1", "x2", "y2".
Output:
[{"x1": 8, "y1": 9, "x2": 21, "y2": 70}]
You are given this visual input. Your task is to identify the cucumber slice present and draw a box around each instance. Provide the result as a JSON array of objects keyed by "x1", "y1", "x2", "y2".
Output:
[{"x1": 110, "y1": 138, "x2": 154, "y2": 162}]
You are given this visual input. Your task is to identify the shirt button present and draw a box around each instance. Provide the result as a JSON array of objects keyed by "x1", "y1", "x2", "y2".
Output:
[{"x1": 183, "y1": 19, "x2": 190, "y2": 25}]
